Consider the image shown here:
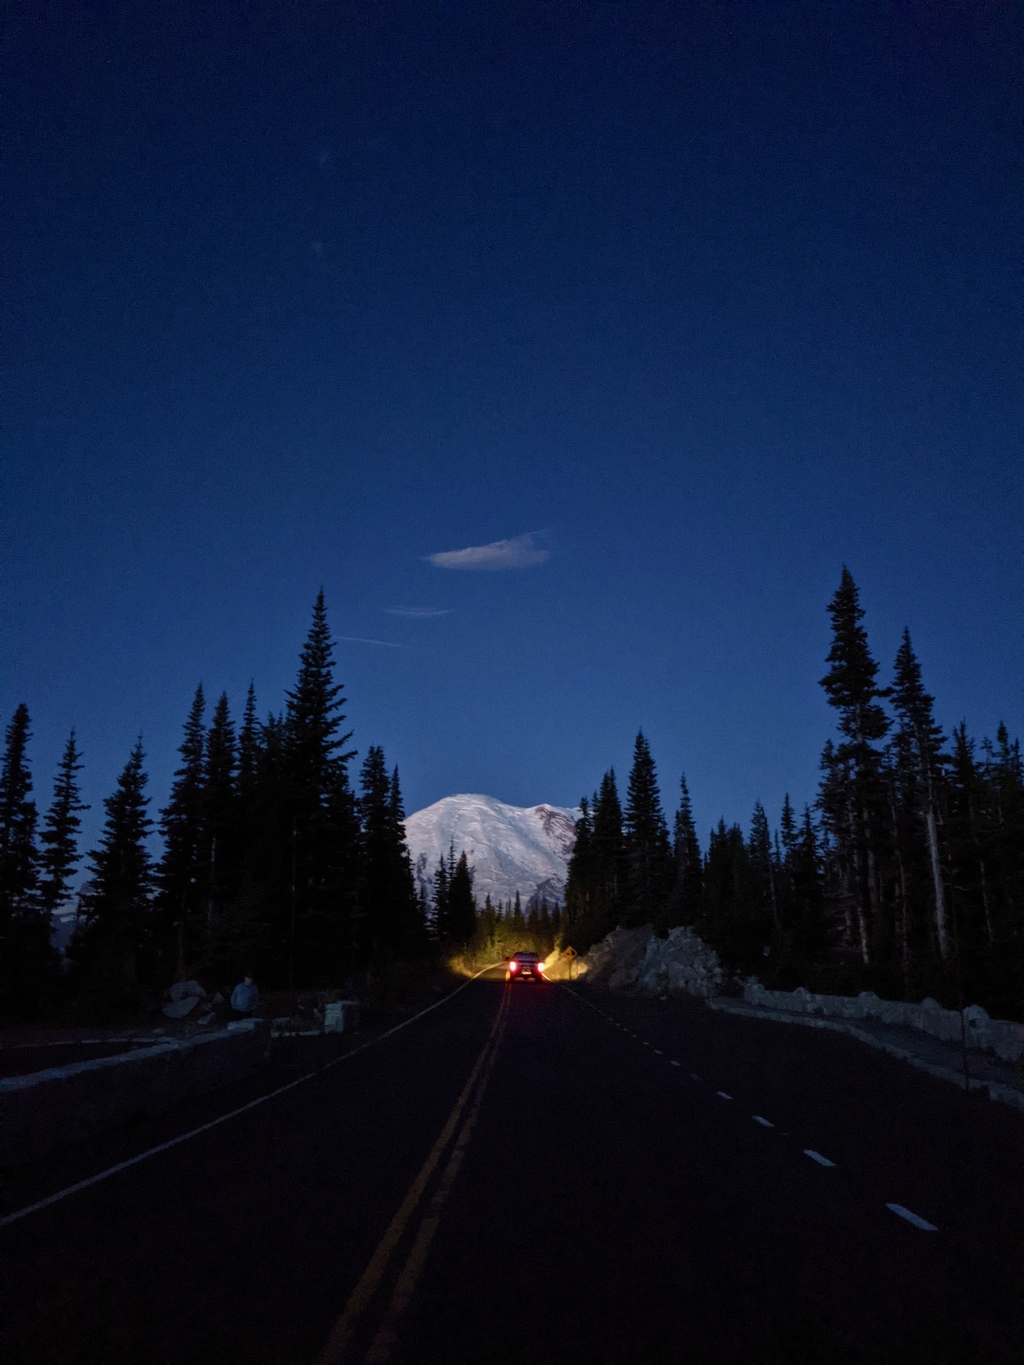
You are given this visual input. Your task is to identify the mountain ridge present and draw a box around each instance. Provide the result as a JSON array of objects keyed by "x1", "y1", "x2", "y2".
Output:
[{"x1": 404, "y1": 793, "x2": 579, "y2": 911}]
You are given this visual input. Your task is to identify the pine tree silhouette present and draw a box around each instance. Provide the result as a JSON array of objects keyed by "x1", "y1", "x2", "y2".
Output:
[
  {"x1": 73, "y1": 741, "x2": 154, "y2": 1013},
  {"x1": 38, "y1": 730, "x2": 89, "y2": 921},
  {"x1": 624, "y1": 731, "x2": 673, "y2": 928}
]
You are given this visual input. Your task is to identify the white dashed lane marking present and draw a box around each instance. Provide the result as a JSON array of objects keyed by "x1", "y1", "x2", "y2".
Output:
[
  {"x1": 570, "y1": 992, "x2": 947, "y2": 1244},
  {"x1": 887, "y1": 1203, "x2": 938, "y2": 1232}
]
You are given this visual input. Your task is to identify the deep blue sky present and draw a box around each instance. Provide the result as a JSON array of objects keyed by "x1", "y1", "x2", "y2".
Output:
[{"x1": 3, "y1": 0, "x2": 1021, "y2": 857}]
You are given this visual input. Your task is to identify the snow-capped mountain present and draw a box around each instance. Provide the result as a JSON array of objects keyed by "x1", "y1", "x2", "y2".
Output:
[{"x1": 404, "y1": 794, "x2": 579, "y2": 910}]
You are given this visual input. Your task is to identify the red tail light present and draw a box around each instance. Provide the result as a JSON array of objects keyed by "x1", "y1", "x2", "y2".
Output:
[
  {"x1": 536, "y1": 961, "x2": 545, "y2": 973},
  {"x1": 509, "y1": 960, "x2": 519, "y2": 973}
]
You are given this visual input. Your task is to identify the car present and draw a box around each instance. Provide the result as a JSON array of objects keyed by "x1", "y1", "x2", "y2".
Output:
[{"x1": 506, "y1": 950, "x2": 546, "y2": 981}]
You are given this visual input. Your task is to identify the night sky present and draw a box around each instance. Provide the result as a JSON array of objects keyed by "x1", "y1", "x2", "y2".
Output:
[{"x1": 3, "y1": 1, "x2": 1021, "y2": 856}]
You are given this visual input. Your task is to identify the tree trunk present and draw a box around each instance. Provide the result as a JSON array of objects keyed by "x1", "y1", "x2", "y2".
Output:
[{"x1": 925, "y1": 804, "x2": 948, "y2": 960}]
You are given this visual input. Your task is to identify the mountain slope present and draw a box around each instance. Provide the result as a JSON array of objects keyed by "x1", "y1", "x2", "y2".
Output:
[{"x1": 404, "y1": 794, "x2": 579, "y2": 910}]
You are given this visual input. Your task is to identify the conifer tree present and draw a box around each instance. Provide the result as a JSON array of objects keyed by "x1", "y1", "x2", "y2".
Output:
[
  {"x1": 790, "y1": 807, "x2": 827, "y2": 968},
  {"x1": 158, "y1": 685, "x2": 207, "y2": 972},
  {"x1": 389, "y1": 764, "x2": 425, "y2": 955},
  {"x1": 624, "y1": 732, "x2": 673, "y2": 928},
  {"x1": 950, "y1": 722, "x2": 1024, "y2": 1011},
  {"x1": 72, "y1": 741, "x2": 154, "y2": 1010},
  {"x1": 668, "y1": 773, "x2": 703, "y2": 927},
  {"x1": 447, "y1": 851, "x2": 477, "y2": 945},
  {"x1": 358, "y1": 748, "x2": 421, "y2": 960},
  {"x1": 236, "y1": 684, "x2": 260, "y2": 826},
  {"x1": 779, "y1": 795, "x2": 798, "y2": 866},
  {"x1": 819, "y1": 569, "x2": 890, "y2": 965},
  {"x1": 432, "y1": 848, "x2": 450, "y2": 942},
  {"x1": 38, "y1": 730, "x2": 89, "y2": 920},
  {"x1": 563, "y1": 796, "x2": 594, "y2": 935},
  {"x1": 281, "y1": 593, "x2": 358, "y2": 983},
  {"x1": 0, "y1": 705, "x2": 39, "y2": 924},
  {"x1": 747, "y1": 801, "x2": 779, "y2": 930},
  {"x1": 202, "y1": 693, "x2": 237, "y2": 956},
  {"x1": 700, "y1": 817, "x2": 770, "y2": 966},
  {"x1": 511, "y1": 889, "x2": 525, "y2": 940},
  {"x1": 0, "y1": 705, "x2": 55, "y2": 1015},
  {"x1": 891, "y1": 631, "x2": 950, "y2": 960},
  {"x1": 538, "y1": 900, "x2": 553, "y2": 953},
  {"x1": 550, "y1": 903, "x2": 562, "y2": 944},
  {"x1": 592, "y1": 769, "x2": 630, "y2": 929}
]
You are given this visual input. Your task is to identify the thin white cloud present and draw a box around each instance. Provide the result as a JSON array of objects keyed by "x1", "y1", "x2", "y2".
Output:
[
  {"x1": 424, "y1": 531, "x2": 550, "y2": 572},
  {"x1": 337, "y1": 635, "x2": 407, "y2": 649},
  {"x1": 384, "y1": 607, "x2": 452, "y2": 618}
]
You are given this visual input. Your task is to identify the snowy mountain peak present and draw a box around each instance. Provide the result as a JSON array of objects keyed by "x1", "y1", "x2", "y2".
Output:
[{"x1": 404, "y1": 794, "x2": 579, "y2": 910}]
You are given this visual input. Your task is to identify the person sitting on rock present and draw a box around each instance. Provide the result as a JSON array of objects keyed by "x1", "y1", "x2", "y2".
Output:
[{"x1": 231, "y1": 974, "x2": 259, "y2": 1014}]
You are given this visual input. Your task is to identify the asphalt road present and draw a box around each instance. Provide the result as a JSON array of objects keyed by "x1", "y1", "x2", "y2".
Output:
[{"x1": 2, "y1": 970, "x2": 1023, "y2": 1364}]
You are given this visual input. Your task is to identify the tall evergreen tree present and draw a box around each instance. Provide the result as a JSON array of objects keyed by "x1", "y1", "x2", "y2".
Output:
[
  {"x1": 891, "y1": 630, "x2": 950, "y2": 960},
  {"x1": 0, "y1": 705, "x2": 55, "y2": 1015},
  {"x1": 236, "y1": 683, "x2": 260, "y2": 825},
  {"x1": 0, "y1": 704, "x2": 39, "y2": 924},
  {"x1": 667, "y1": 773, "x2": 703, "y2": 927},
  {"x1": 563, "y1": 797, "x2": 594, "y2": 937},
  {"x1": 157, "y1": 685, "x2": 207, "y2": 973},
  {"x1": 819, "y1": 569, "x2": 890, "y2": 965},
  {"x1": 432, "y1": 847, "x2": 451, "y2": 942},
  {"x1": 747, "y1": 801, "x2": 779, "y2": 931},
  {"x1": 592, "y1": 769, "x2": 630, "y2": 929},
  {"x1": 390, "y1": 765, "x2": 425, "y2": 955},
  {"x1": 700, "y1": 819, "x2": 764, "y2": 963},
  {"x1": 281, "y1": 593, "x2": 358, "y2": 984},
  {"x1": 624, "y1": 732, "x2": 673, "y2": 928},
  {"x1": 447, "y1": 851, "x2": 477, "y2": 945},
  {"x1": 38, "y1": 730, "x2": 89, "y2": 920},
  {"x1": 71, "y1": 741, "x2": 155, "y2": 1011},
  {"x1": 511, "y1": 888, "x2": 525, "y2": 939},
  {"x1": 779, "y1": 795, "x2": 798, "y2": 866},
  {"x1": 202, "y1": 692, "x2": 237, "y2": 959},
  {"x1": 358, "y1": 748, "x2": 422, "y2": 960},
  {"x1": 790, "y1": 806, "x2": 827, "y2": 969}
]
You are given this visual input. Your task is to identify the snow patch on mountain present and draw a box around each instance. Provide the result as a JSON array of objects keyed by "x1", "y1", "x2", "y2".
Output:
[{"x1": 404, "y1": 794, "x2": 579, "y2": 910}]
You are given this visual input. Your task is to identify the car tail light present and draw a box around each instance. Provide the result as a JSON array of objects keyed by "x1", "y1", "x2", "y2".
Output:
[
  {"x1": 509, "y1": 960, "x2": 519, "y2": 973},
  {"x1": 536, "y1": 961, "x2": 545, "y2": 973}
]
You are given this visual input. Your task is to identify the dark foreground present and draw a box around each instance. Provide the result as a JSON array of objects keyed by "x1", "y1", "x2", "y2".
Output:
[{"x1": 2, "y1": 972, "x2": 1022, "y2": 1364}]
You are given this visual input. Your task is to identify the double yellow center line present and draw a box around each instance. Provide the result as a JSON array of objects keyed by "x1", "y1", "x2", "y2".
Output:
[{"x1": 315, "y1": 984, "x2": 511, "y2": 1365}]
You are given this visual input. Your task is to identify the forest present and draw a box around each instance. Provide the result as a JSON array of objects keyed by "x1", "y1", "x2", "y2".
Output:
[
  {"x1": 563, "y1": 569, "x2": 1024, "y2": 1021},
  {"x1": 0, "y1": 593, "x2": 439, "y2": 1020},
  {"x1": 1, "y1": 572, "x2": 1021, "y2": 1022}
]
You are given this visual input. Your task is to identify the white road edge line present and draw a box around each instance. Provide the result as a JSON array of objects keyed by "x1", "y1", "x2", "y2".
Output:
[
  {"x1": 669, "y1": 1060, "x2": 681, "y2": 1067},
  {"x1": 887, "y1": 1203, "x2": 938, "y2": 1232},
  {"x1": 804, "y1": 1149, "x2": 836, "y2": 1168},
  {"x1": 0, "y1": 964, "x2": 499, "y2": 1232},
  {"x1": 717, "y1": 1091, "x2": 733, "y2": 1100},
  {"x1": 752, "y1": 1116, "x2": 774, "y2": 1127}
]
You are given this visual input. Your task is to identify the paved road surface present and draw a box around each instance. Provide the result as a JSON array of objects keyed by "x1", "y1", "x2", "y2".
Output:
[{"x1": 2, "y1": 971, "x2": 1022, "y2": 1363}]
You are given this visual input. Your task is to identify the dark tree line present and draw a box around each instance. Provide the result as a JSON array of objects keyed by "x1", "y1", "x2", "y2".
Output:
[
  {"x1": 563, "y1": 570, "x2": 1024, "y2": 1018},
  {"x1": 0, "y1": 594, "x2": 429, "y2": 1020}
]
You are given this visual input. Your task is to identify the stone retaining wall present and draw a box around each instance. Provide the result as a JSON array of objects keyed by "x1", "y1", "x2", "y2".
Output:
[
  {"x1": 742, "y1": 980, "x2": 1024, "y2": 1064},
  {"x1": 0, "y1": 1021, "x2": 271, "y2": 1167}
]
